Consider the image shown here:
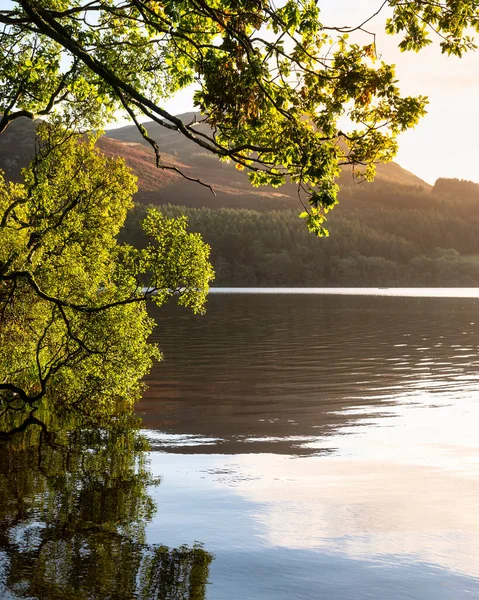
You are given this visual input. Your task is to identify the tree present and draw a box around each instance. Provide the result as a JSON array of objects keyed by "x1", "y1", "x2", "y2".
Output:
[
  {"x1": 0, "y1": 1, "x2": 477, "y2": 234},
  {"x1": 0, "y1": 123, "x2": 214, "y2": 415}
]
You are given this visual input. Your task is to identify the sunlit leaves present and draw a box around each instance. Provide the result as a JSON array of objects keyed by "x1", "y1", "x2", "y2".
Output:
[
  {"x1": 0, "y1": 126, "x2": 214, "y2": 415},
  {"x1": 387, "y1": 0, "x2": 479, "y2": 55},
  {"x1": 141, "y1": 209, "x2": 215, "y2": 313}
]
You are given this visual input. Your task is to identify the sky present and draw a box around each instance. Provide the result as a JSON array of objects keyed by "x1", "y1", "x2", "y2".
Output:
[{"x1": 2, "y1": 0, "x2": 478, "y2": 185}]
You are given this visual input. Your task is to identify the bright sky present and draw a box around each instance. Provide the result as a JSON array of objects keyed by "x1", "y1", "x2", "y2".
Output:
[
  {"x1": 1, "y1": 1, "x2": 478, "y2": 185},
  {"x1": 318, "y1": 1, "x2": 479, "y2": 186}
]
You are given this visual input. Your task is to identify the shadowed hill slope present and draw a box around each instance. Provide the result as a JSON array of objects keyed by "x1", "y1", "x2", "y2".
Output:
[
  {"x1": 0, "y1": 116, "x2": 433, "y2": 212},
  {"x1": 106, "y1": 112, "x2": 431, "y2": 207}
]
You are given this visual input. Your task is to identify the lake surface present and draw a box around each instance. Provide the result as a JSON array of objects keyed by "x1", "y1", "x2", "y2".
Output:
[
  {"x1": 2, "y1": 290, "x2": 479, "y2": 599},
  {"x1": 139, "y1": 291, "x2": 479, "y2": 599}
]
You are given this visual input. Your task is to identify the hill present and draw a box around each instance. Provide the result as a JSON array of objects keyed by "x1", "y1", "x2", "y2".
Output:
[
  {"x1": 0, "y1": 116, "x2": 440, "y2": 213},
  {"x1": 3, "y1": 118, "x2": 479, "y2": 287},
  {"x1": 105, "y1": 112, "x2": 432, "y2": 209},
  {"x1": 0, "y1": 118, "x2": 294, "y2": 209}
]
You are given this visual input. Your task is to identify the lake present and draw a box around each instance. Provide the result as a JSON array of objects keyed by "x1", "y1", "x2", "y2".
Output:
[
  {"x1": 2, "y1": 289, "x2": 479, "y2": 599},
  {"x1": 140, "y1": 290, "x2": 479, "y2": 599}
]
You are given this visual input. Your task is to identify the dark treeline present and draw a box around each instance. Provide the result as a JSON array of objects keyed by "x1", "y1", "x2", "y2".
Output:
[
  {"x1": 432, "y1": 177, "x2": 479, "y2": 202},
  {"x1": 121, "y1": 181, "x2": 479, "y2": 287}
]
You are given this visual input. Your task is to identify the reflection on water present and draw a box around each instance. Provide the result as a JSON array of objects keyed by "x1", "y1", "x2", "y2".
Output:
[
  {"x1": 142, "y1": 294, "x2": 479, "y2": 454},
  {"x1": 138, "y1": 292, "x2": 479, "y2": 599},
  {"x1": 0, "y1": 407, "x2": 212, "y2": 600}
]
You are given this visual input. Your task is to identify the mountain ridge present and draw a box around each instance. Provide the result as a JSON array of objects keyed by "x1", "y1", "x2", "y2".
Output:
[
  {"x1": 106, "y1": 112, "x2": 432, "y2": 202},
  {"x1": 0, "y1": 116, "x2": 446, "y2": 213}
]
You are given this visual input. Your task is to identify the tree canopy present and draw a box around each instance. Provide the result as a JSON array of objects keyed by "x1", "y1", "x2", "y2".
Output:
[
  {"x1": 0, "y1": 124, "x2": 214, "y2": 415},
  {"x1": 0, "y1": 1, "x2": 478, "y2": 233}
]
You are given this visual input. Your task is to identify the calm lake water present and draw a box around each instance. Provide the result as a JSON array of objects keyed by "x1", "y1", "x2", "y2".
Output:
[
  {"x1": 2, "y1": 289, "x2": 479, "y2": 599},
  {"x1": 139, "y1": 290, "x2": 479, "y2": 600}
]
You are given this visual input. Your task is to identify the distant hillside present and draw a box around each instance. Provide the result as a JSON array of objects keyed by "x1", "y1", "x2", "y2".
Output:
[
  {"x1": 0, "y1": 116, "x2": 433, "y2": 212},
  {"x1": 433, "y1": 178, "x2": 479, "y2": 202},
  {"x1": 106, "y1": 112, "x2": 432, "y2": 209},
  {"x1": 0, "y1": 118, "x2": 295, "y2": 210},
  {"x1": 107, "y1": 113, "x2": 430, "y2": 188},
  {"x1": 3, "y1": 118, "x2": 479, "y2": 287}
]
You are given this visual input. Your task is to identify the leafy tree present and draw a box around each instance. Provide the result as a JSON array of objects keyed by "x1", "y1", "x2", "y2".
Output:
[
  {"x1": 0, "y1": 124, "x2": 214, "y2": 415},
  {"x1": 1, "y1": 0, "x2": 478, "y2": 411},
  {"x1": 1, "y1": 1, "x2": 477, "y2": 233}
]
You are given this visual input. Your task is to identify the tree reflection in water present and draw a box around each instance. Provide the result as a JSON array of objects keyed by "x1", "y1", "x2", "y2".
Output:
[{"x1": 0, "y1": 406, "x2": 212, "y2": 600}]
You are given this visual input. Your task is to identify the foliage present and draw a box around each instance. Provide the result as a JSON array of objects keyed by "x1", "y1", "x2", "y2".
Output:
[
  {"x1": 0, "y1": 404, "x2": 213, "y2": 599},
  {"x1": 386, "y1": 0, "x2": 479, "y2": 55},
  {"x1": 0, "y1": 125, "x2": 214, "y2": 415},
  {"x1": 0, "y1": 1, "x2": 477, "y2": 232}
]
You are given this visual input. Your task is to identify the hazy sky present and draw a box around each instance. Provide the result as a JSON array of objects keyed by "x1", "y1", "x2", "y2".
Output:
[
  {"x1": 2, "y1": 1, "x2": 478, "y2": 184},
  {"x1": 317, "y1": 1, "x2": 479, "y2": 186}
]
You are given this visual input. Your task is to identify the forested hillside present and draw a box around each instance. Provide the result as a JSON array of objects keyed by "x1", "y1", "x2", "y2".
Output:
[
  {"x1": 108, "y1": 122, "x2": 479, "y2": 287},
  {"x1": 121, "y1": 199, "x2": 479, "y2": 287}
]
